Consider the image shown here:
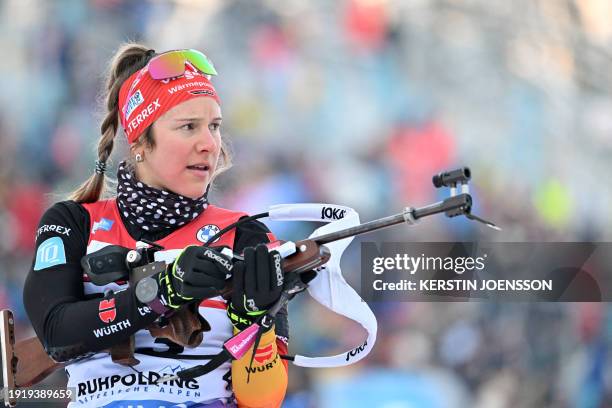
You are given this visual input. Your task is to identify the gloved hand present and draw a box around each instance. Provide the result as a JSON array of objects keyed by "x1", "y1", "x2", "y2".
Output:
[
  {"x1": 157, "y1": 245, "x2": 232, "y2": 309},
  {"x1": 227, "y1": 244, "x2": 284, "y2": 330}
]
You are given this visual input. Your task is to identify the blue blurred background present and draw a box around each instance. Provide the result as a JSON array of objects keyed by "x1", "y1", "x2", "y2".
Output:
[{"x1": 1, "y1": 0, "x2": 611, "y2": 406}]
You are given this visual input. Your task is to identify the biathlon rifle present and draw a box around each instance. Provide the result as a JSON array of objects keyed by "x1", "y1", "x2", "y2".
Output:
[{"x1": 1, "y1": 167, "x2": 498, "y2": 407}]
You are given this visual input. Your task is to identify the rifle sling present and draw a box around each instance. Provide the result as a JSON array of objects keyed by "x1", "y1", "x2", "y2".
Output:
[{"x1": 134, "y1": 348, "x2": 217, "y2": 360}]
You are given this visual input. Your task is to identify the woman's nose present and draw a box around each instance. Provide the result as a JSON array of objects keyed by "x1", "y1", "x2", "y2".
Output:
[{"x1": 195, "y1": 128, "x2": 216, "y2": 152}]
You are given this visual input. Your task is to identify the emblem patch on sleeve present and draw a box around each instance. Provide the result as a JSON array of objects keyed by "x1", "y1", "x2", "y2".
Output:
[{"x1": 34, "y1": 237, "x2": 67, "y2": 270}]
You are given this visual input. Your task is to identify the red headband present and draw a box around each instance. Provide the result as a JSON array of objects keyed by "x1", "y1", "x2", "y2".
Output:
[{"x1": 118, "y1": 62, "x2": 221, "y2": 144}]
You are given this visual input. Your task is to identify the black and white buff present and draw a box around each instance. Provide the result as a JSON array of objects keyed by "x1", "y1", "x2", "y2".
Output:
[{"x1": 116, "y1": 161, "x2": 208, "y2": 233}]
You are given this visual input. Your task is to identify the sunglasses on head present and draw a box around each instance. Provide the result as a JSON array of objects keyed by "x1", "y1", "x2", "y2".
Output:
[{"x1": 147, "y1": 49, "x2": 218, "y2": 79}]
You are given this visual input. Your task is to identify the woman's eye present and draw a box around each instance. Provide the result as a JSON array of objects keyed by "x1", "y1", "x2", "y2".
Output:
[
  {"x1": 209, "y1": 123, "x2": 221, "y2": 131},
  {"x1": 180, "y1": 123, "x2": 196, "y2": 131}
]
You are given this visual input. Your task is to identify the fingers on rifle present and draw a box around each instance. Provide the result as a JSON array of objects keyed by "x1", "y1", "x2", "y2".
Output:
[
  {"x1": 255, "y1": 244, "x2": 270, "y2": 292},
  {"x1": 197, "y1": 247, "x2": 234, "y2": 277},
  {"x1": 244, "y1": 247, "x2": 257, "y2": 294},
  {"x1": 182, "y1": 245, "x2": 199, "y2": 259},
  {"x1": 181, "y1": 282, "x2": 218, "y2": 299},
  {"x1": 232, "y1": 261, "x2": 245, "y2": 299},
  {"x1": 270, "y1": 250, "x2": 282, "y2": 290},
  {"x1": 187, "y1": 268, "x2": 225, "y2": 290}
]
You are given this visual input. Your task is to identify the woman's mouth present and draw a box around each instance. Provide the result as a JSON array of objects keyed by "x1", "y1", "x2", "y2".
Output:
[
  {"x1": 186, "y1": 164, "x2": 211, "y2": 177},
  {"x1": 186, "y1": 164, "x2": 210, "y2": 172}
]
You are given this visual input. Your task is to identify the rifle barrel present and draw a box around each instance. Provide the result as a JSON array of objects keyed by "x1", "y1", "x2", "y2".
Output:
[{"x1": 313, "y1": 195, "x2": 469, "y2": 245}]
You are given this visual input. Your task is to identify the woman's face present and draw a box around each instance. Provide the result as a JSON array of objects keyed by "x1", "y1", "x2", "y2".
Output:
[{"x1": 135, "y1": 97, "x2": 222, "y2": 199}]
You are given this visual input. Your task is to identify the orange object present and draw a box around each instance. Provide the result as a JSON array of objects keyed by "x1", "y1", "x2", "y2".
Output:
[{"x1": 231, "y1": 326, "x2": 288, "y2": 408}]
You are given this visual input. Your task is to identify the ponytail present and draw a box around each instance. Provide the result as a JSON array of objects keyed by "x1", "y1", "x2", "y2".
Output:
[{"x1": 69, "y1": 43, "x2": 152, "y2": 203}]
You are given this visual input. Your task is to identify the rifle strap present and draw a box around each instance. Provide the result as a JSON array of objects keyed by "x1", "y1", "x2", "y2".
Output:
[
  {"x1": 134, "y1": 348, "x2": 218, "y2": 360},
  {"x1": 172, "y1": 350, "x2": 231, "y2": 381},
  {"x1": 171, "y1": 320, "x2": 265, "y2": 382}
]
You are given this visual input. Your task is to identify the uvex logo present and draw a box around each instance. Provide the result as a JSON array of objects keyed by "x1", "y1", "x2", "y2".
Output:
[
  {"x1": 254, "y1": 344, "x2": 274, "y2": 364},
  {"x1": 98, "y1": 299, "x2": 116, "y2": 323},
  {"x1": 321, "y1": 207, "x2": 347, "y2": 220},
  {"x1": 345, "y1": 340, "x2": 367, "y2": 362}
]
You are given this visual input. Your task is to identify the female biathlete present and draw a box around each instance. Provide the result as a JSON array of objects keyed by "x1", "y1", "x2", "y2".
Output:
[{"x1": 23, "y1": 44, "x2": 290, "y2": 408}]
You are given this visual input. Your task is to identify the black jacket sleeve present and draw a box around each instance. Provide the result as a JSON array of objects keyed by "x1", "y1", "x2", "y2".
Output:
[
  {"x1": 233, "y1": 218, "x2": 289, "y2": 341},
  {"x1": 23, "y1": 201, "x2": 159, "y2": 362}
]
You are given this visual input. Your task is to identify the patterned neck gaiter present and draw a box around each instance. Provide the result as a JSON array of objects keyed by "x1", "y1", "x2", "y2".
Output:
[{"x1": 115, "y1": 161, "x2": 208, "y2": 233}]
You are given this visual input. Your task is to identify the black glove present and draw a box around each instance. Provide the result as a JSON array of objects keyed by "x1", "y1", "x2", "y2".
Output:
[
  {"x1": 157, "y1": 245, "x2": 232, "y2": 309},
  {"x1": 228, "y1": 244, "x2": 284, "y2": 329}
]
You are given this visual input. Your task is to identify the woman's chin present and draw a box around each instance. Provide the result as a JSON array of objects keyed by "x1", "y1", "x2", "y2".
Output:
[{"x1": 170, "y1": 184, "x2": 208, "y2": 199}]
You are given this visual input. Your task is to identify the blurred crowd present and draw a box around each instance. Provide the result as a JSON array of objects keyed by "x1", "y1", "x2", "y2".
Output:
[{"x1": 0, "y1": 0, "x2": 611, "y2": 406}]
